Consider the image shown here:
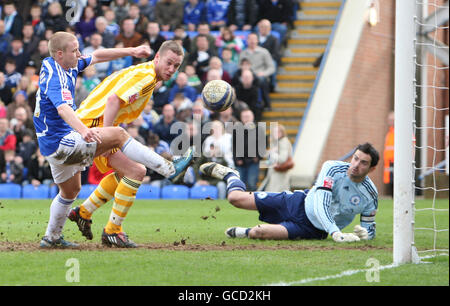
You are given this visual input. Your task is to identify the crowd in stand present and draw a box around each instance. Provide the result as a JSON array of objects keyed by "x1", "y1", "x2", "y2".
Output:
[{"x1": 0, "y1": 0, "x2": 298, "y2": 196}]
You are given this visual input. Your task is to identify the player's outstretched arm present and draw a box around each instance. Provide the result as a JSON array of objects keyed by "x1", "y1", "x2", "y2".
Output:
[
  {"x1": 57, "y1": 104, "x2": 102, "y2": 143},
  {"x1": 91, "y1": 45, "x2": 151, "y2": 65}
]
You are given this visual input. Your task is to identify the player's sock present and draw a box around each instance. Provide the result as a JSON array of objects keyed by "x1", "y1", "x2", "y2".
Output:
[
  {"x1": 79, "y1": 172, "x2": 120, "y2": 219},
  {"x1": 224, "y1": 172, "x2": 246, "y2": 196},
  {"x1": 236, "y1": 227, "x2": 251, "y2": 238},
  {"x1": 45, "y1": 193, "x2": 76, "y2": 241},
  {"x1": 121, "y1": 137, "x2": 175, "y2": 177},
  {"x1": 104, "y1": 176, "x2": 142, "y2": 234}
]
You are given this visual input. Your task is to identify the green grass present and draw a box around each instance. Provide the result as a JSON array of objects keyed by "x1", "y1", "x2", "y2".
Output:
[{"x1": 0, "y1": 197, "x2": 448, "y2": 286}]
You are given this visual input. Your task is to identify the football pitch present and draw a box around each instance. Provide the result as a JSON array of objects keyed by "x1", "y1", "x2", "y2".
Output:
[{"x1": 0, "y1": 197, "x2": 448, "y2": 287}]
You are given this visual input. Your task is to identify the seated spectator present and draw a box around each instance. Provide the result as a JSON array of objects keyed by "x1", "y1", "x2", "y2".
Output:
[
  {"x1": 0, "y1": 149, "x2": 23, "y2": 184},
  {"x1": 3, "y1": 58, "x2": 22, "y2": 92},
  {"x1": 206, "y1": 0, "x2": 231, "y2": 31},
  {"x1": 10, "y1": 106, "x2": 35, "y2": 144},
  {"x1": 2, "y1": 2, "x2": 23, "y2": 39},
  {"x1": 187, "y1": 34, "x2": 218, "y2": 79},
  {"x1": 173, "y1": 26, "x2": 192, "y2": 54},
  {"x1": 44, "y1": 2, "x2": 69, "y2": 32},
  {"x1": 201, "y1": 56, "x2": 232, "y2": 84},
  {"x1": 104, "y1": 8, "x2": 121, "y2": 36},
  {"x1": 6, "y1": 91, "x2": 33, "y2": 121},
  {"x1": 115, "y1": 17, "x2": 144, "y2": 48},
  {"x1": 145, "y1": 22, "x2": 166, "y2": 60},
  {"x1": 27, "y1": 148, "x2": 53, "y2": 187},
  {"x1": 107, "y1": 41, "x2": 133, "y2": 75},
  {"x1": 30, "y1": 40, "x2": 50, "y2": 72},
  {"x1": 75, "y1": 5, "x2": 97, "y2": 43},
  {"x1": 234, "y1": 68, "x2": 263, "y2": 122},
  {"x1": 171, "y1": 93, "x2": 194, "y2": 122},
  {"x1": 29, "y1": 4, "x2": 46, "y2": 38},
  {"x1": 112, "y1": 0, "x2": 130, "y2": 25},
  {"x1": 146, "y1": 131, "x2": 172, "y2": 188},
  {"x1": 0, "y1": 117, "x2": 16, "y2": 152},
  {"x1": 239, "y1": 33, "x2": 275, "y2": 109},
  {"x1": 227, "y1": 0, "x2": 258, "y2": 31},
  {"x1": 202, "y1": 120, "x2": 234, "y2": 169},
  {"x1": 17, "y1": 129, "x2": 37, "y2": 162},
  {"x1": 168, "y1": 72, "x2": 198, "y2": 104},
  {"x1": 191, "y1": 23, "x2": 217, "y2": 54},
  {"x1": 2, "y1": 39, "x2": 30, "y2": 74},
  {"x1": 22, "y1": 23, "x2": 40, "y2": 58},
  {"x1": 257, "y1": 19, "x2": 281, "y2": 66},
  {"x1": 258, "y1": 0, "x2": 293, "y2": 45},
  {"x1": 82, "y1": 65, "x2": 101, "y2": 92},
  {"x1": 155, "y1": 0, "x2": 184, "y2": 32},
  {"x1": 83, "y1": 33, "x2": 109, "y2": 79},
  {"x1": 128, "y1": 3, "x2": 150, "y2": 36},
  {"x1": 184, "y1": 64, "x2": 202, "y2": 93},
  {"x1": 183, "y1": 0, "x2": 207, "y2": 32},
  {"x1": 74, "y1": 76, "x2": 90, "y2": 108},
  {"x1": 95, "y1": 16, "x2": 116, "y2": 48},
  {"x1": 127, "y1": 123, "x2": 147, "y2": 145},
  {"x1": 221, "y1": 47, "x2": 239, "y2": 78},
  {"x1": 138, "y1": 0, "x2": 156, "y2": 22},
  {"x1": 215, "y1": 27, "x2": 244, "y2": 64},
  {"x1": 0, "y1": 72, "x2": 13, "y2": 106},
  {"x1": 153, "y1": 103, "x2": 180, "y2": 146},
  {"x1": 0, "y1": 20, "x2": 12, "y2": 55}
]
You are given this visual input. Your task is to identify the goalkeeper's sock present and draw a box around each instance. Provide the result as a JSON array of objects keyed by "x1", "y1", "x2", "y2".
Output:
[
  {"x1": 45, "y1": 194, "x2": 76, "y2": 241},
  {"x1": 224, "y1": 173, "x2": 246, "y2": 196},
  {"x1": 121, "y1": 137, "x2": 175, "y2": 177},
  {"x1": 104, "y1": 176, "x2": 142, "y2": 234},
  {"x1": 79, "y1": 172, "x2": 120, "y2": 219}
]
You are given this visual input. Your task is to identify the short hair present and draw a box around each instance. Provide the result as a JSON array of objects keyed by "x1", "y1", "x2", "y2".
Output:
[
  {"x1": 355, "y1": 142, "x2": 380, "y2": 167},
  {"x1": 48, "y1": 32, "x2": 77, "y2": 58},
  {"x1": 157, "y1": 40, "x2": 184, "y2": 57}
]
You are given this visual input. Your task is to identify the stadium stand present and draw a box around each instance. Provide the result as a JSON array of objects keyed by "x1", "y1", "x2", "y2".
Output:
[{"x1": 189, "y1": 185, "x2": 218, "y2": 199}]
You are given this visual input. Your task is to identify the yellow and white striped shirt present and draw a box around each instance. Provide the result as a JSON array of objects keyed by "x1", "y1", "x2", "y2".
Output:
[{"x1": 76, "y1": 61, "x2": 158, "y2": 127}]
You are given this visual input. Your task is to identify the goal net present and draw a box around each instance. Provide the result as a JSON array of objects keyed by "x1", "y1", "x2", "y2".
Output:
[{"x1": 394, "y1": 0, "x2": 449, "y2": 264}]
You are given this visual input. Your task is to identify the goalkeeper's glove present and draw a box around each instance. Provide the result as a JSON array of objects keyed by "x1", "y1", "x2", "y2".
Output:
[
  {"x1": 353, "y1": 225, "x2": 369, "y2": 240},
  {"x1": 331, "y1": 231, "x2": 360, "y2": 242}
]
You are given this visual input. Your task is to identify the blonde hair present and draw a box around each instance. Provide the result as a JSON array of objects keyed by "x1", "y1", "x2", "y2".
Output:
[
  {"x1": 157, "y1": 40, "x2": 184, "y2": 57},
  {"x1": 48, "y1": 32, "x2": 77, "y2": 58}
]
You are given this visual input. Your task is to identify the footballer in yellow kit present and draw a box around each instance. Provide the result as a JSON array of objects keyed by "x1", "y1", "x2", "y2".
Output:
[{"x1": 76, "y1": 60, "x2": 158, "y2": 173}]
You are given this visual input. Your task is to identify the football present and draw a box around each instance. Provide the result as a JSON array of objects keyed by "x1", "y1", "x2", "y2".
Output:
[{"x1": 201, "y1": 79, "x2": 235, "y2": 112}]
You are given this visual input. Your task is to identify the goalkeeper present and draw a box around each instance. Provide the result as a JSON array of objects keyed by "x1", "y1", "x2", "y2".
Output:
[{"x1": 200, "y1": 143, "x2": 379, "y2": 243}]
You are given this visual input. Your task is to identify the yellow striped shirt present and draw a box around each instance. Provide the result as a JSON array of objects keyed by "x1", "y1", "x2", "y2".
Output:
[{"x1": 76, "y1": 61, "x2": 158, "y2": 127}]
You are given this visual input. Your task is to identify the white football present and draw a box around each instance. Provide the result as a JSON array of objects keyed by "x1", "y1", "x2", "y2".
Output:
[{"x1": 201, "y1": 79, "x2": 235, "y2": 112}]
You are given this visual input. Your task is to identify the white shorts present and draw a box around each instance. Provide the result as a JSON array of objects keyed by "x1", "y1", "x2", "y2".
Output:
[{"x1": 46, "y1": 131, "x2": 97, "y2": 184}]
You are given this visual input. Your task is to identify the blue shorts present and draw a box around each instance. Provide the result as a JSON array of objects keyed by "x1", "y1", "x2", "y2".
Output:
[{"x1": 253, "y1": 190, "x2": 328, "y2": 240}]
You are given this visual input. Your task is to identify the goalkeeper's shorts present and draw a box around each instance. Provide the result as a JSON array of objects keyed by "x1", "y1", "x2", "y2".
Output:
[
  {"x1": 94, "y1": 148, "x2": 120, "y2": 173},
  {"x1": 253, "y1": 190, "x2": 328, "y2": 240}
]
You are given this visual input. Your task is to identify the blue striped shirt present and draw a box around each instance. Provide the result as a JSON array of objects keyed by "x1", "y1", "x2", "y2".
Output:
[
  {"x1": 33, "y1": 56, "x2": 92, "y2": 156},
  {"x1": 305, "y1": 161, "x2": 378, "y2": 239}
]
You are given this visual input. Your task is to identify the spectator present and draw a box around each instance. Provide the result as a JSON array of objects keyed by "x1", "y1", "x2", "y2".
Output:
[
  {"x1": 0, "y1": 149, "x2": 23, "y2": 184},
  {"x1": 2, "y1": 39, "x2": 30, "y2": 74},
  {"x1": 2, "y1": 2, "x2": 23, "y2": 39},
  {"x1": 74, "y1": 76, "x2": 90, "y2": 108},
  {"x1": 23, "y1": 62, "x2": 39, "y2": 93},
  {"x1": 257, "y1": 19, "x2": 281, "y2": 65},
  {"x1": 29, "y1": 4, "x2": 46, "y2": 38},
  {"x1": 234, "y1": 68, "x2": 263, "y2": 122},
  {"x1": 202, "y1": 119, "x2": 234, "y2": 169},
  {"x1": 30, "y1": 40, "x2": 50, "y2": 72},
  {"x1": 0, "y1": 20, "x2": 12, "y2": 55},
  {"x1": 43, "y1": 2, "x2": 68, "y2": 32},
  {"x1": 155, "y1": 0, "x2": 184, "y2": 32},
  {"x1": 168, "y1": 72, "x2": 198, "y2": 104},
  {"x1": 10, "y1": 105, "x2": 35, "y2": 144},
  {"x1": 206, "y1": 0, "x2": 231, "y2": 31},
  {"x1": 138, "y1": 0, "x2": 156, "y2": 22},
  {"x1": 221, "y1": 47, "x2": 238, "y2": 78},
  {"x1": 127, "y1": 123, "x2": 147, "y2": 145},
  {"x1": 3, "y1": 58, "x2": 22, "y2": 90},
  {"x1": 259, "y1": 124, "x2": 293, "y2": 192},
  {"x1": 171, "y1": 93, "x2": 193, "y2": 122},
  {"x1": 112, "y1": 0, "x2": 130, "y2": 25},
  {"x1": 227, "y1": 0, "x2": 258, "y2": 31},
  {"x1": 218, "y1": 104, "x2": 239, "y2": 126},
  {"x1": 173, "y1": 26, "x2": 192, "y2": 54},
  {"x1": 185, "y1": 64, "x2": 203, "y2": 93},
  {"x1": 145, "y1": 22, "x2": 166, "y2": 59},
  {"x1": 239, "y1": 33, "x2": 275, "y2": 109},
  {"x1": 83, "y1": 33, "x2": 109, "y2": 79},
  {"x1": 27, "y1": 148, "x2": 53, "y2": 187},
  {"x1": 0, "y1": 117, "x2": 16, "y2": 152},
  {"x1": 153, "y1": 103, "x2": 180, "y2": 146},
  {"x1": 0, "y1": 72, "x2": 12, "y2": 105},
  {"x1": 191, "y1": 23, "x2": 217, "y2": 54},
  {"x1": 82, "y1": 65, "x2": 101, "y2": 92},
  {"x1": 115, "y1": 17, "x2": 144, "y2": 48},
  {"x1": 7, "y1": 90, "x2": 33, "y2": 121},
  {"x1": 22, "y1": 23, "x2": 40, "y2": 56},
  {"x1": 215, "y1": 27, "x2": 244, "y2": 64},
  {"x1": 16, "y1": 129, "x2": 37, "y2": 162},
  {"x1": 187, "y1": 34, "x2": 218, "y2": 79},
  {"x1": 257, "y1": 0, "x2": 292, "y2": 45},
  {"x1": 141, "y1": 99, "x2": 160, "y2": 132},
  {"x1": 202, "y1": 56, "x2": 232, "y2": 84},
  {"x1": 232, "y1": 108, "x2": 265, "y2": 191},
  {"x1": 128, "y1": 3, "x2": 150, "y2": 36},
  {"x1": 146, "y1": 131, "x2": 172, "y2": 188},
  {"x1": 107, "y1": 41, "x2": 133, "y2": 75},
  {"x1": 95, "y1": 16, "x2": 116, "y2": 48},
  {"x1": 75, "y1": 5, "x2": 97, "y2": 42},
  {"x1": 104, "y1": 8, "x2": 121, "y2": 36},
  {"x1": 183, "y1": 0, "x2": 207, "y2": 32}
]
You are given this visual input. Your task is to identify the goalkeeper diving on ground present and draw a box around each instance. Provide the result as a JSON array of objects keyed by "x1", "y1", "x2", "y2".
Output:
[{"x1": 199, "y1": 143, "x2": 379, "y2": 242}]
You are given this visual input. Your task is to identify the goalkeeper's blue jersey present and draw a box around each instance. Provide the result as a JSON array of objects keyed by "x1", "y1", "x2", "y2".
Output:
[{"x1": 304, "y1": 161, "x2": 378, "y2": 239}]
